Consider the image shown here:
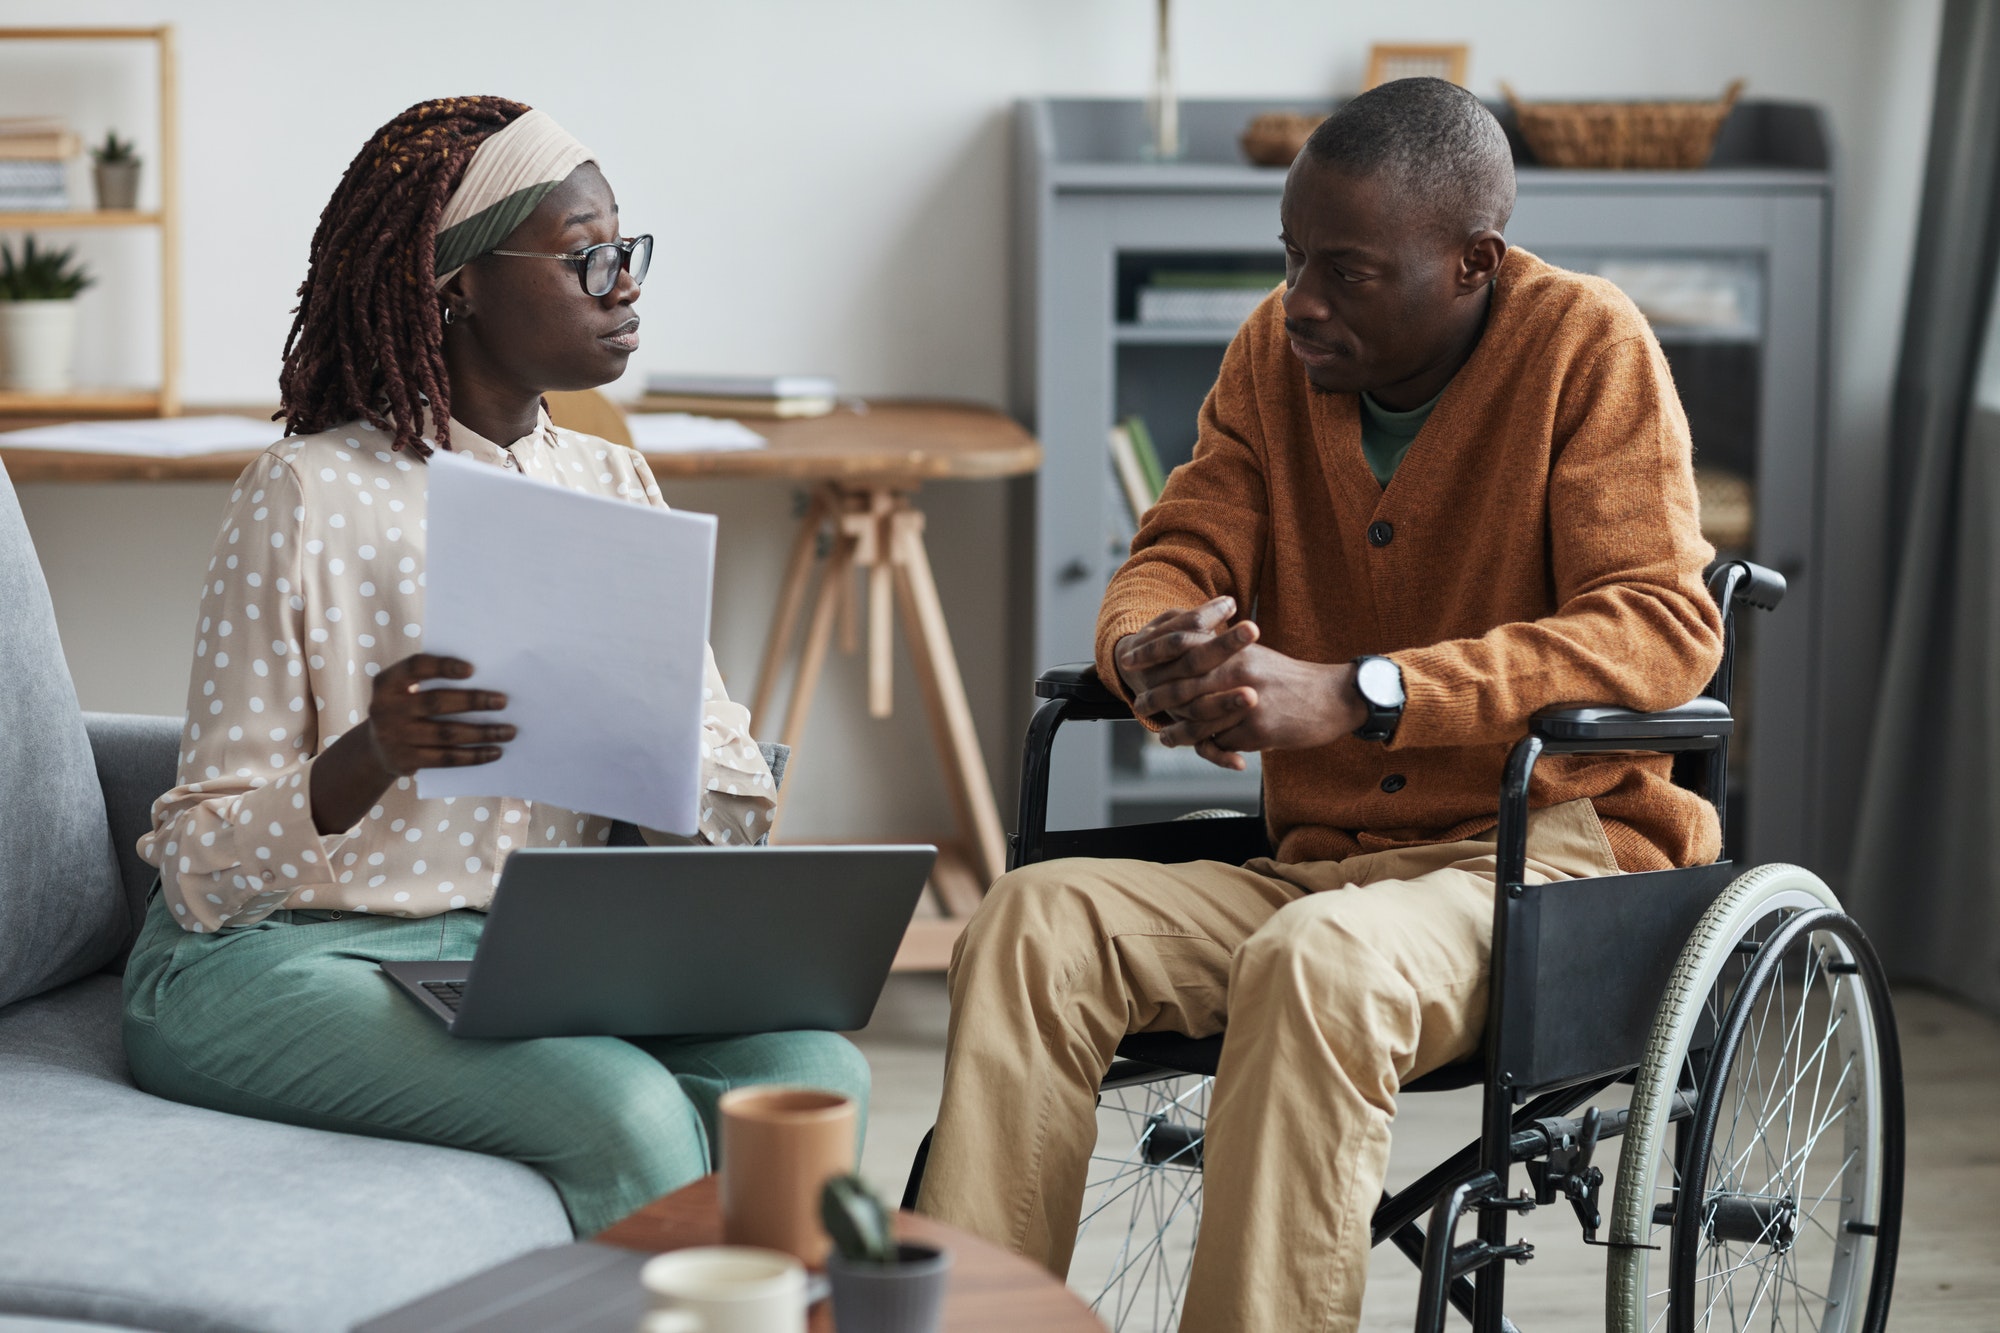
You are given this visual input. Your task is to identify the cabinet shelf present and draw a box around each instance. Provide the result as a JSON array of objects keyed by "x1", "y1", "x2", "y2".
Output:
[
  {"x1": 0, "y1": 210, "x2": 163, "y2": 229},
  {"x1": 1115, "y1": 322, "x2": 1244, "y2": 346},
  {"x1": 1651, "y1": 325, "x2": 1761, "y2": 346},
  {"x1": 1108, "y1": 770, "x2": 1261, "y2": 806}
]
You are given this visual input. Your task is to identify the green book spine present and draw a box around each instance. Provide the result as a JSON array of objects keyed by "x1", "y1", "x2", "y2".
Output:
[{"x1": 1123, "y1": 415, "x2": 1166, "y2": 500}]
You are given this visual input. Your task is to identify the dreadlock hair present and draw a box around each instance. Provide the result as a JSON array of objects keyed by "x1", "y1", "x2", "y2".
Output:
[{"x1": 278, "y1": 96, "x2": 529, "y2": 459}]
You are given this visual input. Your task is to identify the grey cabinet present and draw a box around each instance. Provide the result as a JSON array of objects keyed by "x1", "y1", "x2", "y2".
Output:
[{"x1": 1013, "y1": 97, "x2": 1832, "y2": 867}]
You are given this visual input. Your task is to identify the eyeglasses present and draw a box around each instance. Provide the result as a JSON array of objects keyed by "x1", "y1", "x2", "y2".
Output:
[{"x1": 487, "y1": 234, "x2": 653, "y2": 298}]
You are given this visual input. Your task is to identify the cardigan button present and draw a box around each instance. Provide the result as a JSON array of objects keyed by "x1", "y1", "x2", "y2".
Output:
[
  {"x1": 1380, "y1": 773, "x2": 1407, "y2": 794},
  {"x1": 1368, "y1": 520, "x2": 1394, "y2": 547}
]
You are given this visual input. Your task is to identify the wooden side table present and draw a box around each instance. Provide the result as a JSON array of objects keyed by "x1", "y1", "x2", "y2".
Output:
[
  {"x1": 597, "y1": 1174, "x2": 1102, "y2": 1332},
  {"x1": 642, "y1": 401, "x2": 1042, "y2": 968}
]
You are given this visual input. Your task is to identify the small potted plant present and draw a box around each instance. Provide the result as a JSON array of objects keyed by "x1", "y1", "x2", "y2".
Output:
[
  {"x1": 90, "y1": 131, "x2": 141, "y2": 211},
  {"x1": 0, "y1": 236, "x2": 94, "y2": 393},
  {"x1": 819, "y1": 1174, "x2": 951, "y2": 1333}
]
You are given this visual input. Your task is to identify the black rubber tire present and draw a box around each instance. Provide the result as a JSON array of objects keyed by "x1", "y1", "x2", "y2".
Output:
[{"x1": 1668, "y1": 908, "x2": 1903, "y2": 1333}]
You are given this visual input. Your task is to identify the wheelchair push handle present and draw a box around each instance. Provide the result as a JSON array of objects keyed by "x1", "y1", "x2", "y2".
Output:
[{"x1": 1709, "y1": 556, "x2": 1785, "y2": 613}]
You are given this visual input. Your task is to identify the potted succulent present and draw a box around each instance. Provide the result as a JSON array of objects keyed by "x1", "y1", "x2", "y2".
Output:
[
  {"x1": 819, "y1": 1174, "x2": 951, "y2": 1333},
  {"x1": 90, "y1": 131, "x2": 141, "y2": 211},
  {"x1": 0, "y1": 236, "x2": 94, "y2": 393}
]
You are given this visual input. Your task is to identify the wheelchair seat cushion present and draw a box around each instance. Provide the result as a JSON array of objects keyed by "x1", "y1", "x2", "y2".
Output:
[{"x1": 1115, "y1": 1031, "x2": 1482, "y2": 1093}]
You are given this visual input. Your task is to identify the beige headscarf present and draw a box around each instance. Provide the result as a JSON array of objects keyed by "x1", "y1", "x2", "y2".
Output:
[{"x1": 432, "y1": 108, "x2": 595, "y2": 288}]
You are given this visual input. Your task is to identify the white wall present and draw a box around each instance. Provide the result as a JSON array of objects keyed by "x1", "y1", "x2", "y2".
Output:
[{"x1": 3, "y1": 0, "x2": 1941, "y2": 845}]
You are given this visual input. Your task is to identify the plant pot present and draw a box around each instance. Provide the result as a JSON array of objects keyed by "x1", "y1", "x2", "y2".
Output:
[
  {"x1": 93, "y1": 160, "x2": 140, "y2": 211},
  {"x1": 0, "y1": 299, "x2": 80, "y2": 393},
  {"x1": 825, "y1": 1244, "x2": 951, "y2": 1333}
]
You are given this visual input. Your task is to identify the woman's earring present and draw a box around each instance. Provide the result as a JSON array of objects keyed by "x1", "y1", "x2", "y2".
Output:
[{"x1": 442, "y1": 305, "x2": 456, "y2": 327}]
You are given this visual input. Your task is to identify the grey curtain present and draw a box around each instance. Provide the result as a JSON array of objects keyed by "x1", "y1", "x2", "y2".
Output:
[{"x1": 1848, "y1": 0, "x2": 2000, "y2": 1012}]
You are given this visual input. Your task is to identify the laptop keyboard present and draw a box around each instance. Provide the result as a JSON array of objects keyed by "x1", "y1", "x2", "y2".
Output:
[{"x1": 421, "y1": 980, "x2": 466, "y2": 1012}]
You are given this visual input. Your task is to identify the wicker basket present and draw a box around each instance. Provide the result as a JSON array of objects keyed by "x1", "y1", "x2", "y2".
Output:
[
  {"x1": 1502, "y1": 80, "x2": 1744, "y2": 169},
  {"x1": 1240, "y1": 111, "x2": 1326, "y2": 167}
]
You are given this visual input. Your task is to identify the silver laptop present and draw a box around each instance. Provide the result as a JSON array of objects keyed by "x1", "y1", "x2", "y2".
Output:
[{"x1": 380, "y1": 844, "x2": 935, "y2": 1039}]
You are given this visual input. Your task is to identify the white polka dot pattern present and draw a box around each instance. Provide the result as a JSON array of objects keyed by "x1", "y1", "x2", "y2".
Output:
[{"x1": 139, "y1": 411, "x2": 775, "y2": 932}]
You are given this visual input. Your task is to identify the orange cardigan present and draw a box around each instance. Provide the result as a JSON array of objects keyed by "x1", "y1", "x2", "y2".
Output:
[{"x1": 1096, "y1": 248, "x2": 1724, "y2": 871}]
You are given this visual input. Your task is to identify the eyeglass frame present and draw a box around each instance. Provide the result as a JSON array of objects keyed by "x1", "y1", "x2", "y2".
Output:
[{"x1": 486, "y1": 233, "x2": 653, "y2": 298}]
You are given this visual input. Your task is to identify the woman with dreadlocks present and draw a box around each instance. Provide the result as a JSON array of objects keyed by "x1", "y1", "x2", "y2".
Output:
[{"x1": 124, "y1": 97, "x2": 868, "y2": 1234}]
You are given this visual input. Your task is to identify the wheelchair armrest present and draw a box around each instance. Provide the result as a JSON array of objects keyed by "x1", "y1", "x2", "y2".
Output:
[
  {"x1": 1530, "y1": 696, "x2": 1733, "y2": 753},
  {"x1": 1033, "y1": 662, "x2": 1133, "y2": 722},
  {"x1": 1035, "y1": 662, "x2": 1120, "y2": 703}
]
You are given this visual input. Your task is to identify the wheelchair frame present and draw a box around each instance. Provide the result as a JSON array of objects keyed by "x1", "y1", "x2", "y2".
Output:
[{"x1": 905, "y1": 559, "x2": 1901, "y2": 1332}]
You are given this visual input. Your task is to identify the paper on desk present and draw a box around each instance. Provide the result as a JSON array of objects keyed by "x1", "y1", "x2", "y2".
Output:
[
  {"x1": 625, "y1": 412, "x2": 766, "y2": 452},
  {"x1": 0, "y1": 415, "x2": 280, "y2": 456},
  {"x1": 417, "y1": 448, "x2": 717, "y2": 834}
]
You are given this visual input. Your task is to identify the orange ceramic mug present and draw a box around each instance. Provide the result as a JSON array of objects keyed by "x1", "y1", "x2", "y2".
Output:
[{"x1": 718, "y1": 1086, "x2": 859, "y2": 1267}]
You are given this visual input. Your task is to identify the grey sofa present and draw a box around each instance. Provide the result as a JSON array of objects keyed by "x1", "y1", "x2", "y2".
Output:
[{"x1": 0, "y1": 461, "x2": 577, "y2": 1332}]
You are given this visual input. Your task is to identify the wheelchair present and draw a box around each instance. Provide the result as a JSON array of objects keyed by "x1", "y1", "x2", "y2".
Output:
[{"x1": 903, "y1": 559, "x2": 1903, "y2": 1333}]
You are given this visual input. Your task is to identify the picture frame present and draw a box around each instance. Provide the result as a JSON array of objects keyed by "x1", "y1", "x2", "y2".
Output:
[{"x1": 1364, "y1": 43, "x2": 1470, "y2": 90}]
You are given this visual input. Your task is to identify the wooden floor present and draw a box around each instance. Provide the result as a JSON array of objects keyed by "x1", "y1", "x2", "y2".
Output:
[{"x1": 848, "y1": 981, "x2": 2000, "y2": 1332}]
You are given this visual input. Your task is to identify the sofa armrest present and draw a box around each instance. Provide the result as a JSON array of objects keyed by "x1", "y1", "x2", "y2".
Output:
[{"x1": 82, "y1": 711, "x2": 181, "y2": 958}]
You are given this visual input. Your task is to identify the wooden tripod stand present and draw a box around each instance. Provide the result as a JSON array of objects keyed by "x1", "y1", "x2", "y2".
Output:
[{"x1": 751, "y1": 481, "x2": 1009, "y2": 968}]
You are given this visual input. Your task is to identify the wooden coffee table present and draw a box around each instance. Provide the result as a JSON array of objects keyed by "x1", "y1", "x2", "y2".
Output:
[{"x1": 597, "y1": 1174, "x2": 1103, "y2": 1331}]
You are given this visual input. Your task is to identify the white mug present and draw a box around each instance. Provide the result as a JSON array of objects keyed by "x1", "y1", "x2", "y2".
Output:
[{"x1": 637, "y1": 1246, "x2": 807, "y2": 1333}]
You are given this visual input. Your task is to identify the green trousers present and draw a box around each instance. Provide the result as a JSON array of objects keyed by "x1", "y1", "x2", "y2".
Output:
[{"x1": 122, "y1": 890, "x2": 871, "y2": 1235}]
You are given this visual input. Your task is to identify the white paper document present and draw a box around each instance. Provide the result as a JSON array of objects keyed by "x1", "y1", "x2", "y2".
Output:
[
  {"x1": 0, "y1": 415, "x2": 280, "y2": 456},
  {"x1": 418, "y1": 448, "x2": 717, "y2": 834},
  {"x1": 625, "y1": 411, "x2": 767, "y2": 453}
]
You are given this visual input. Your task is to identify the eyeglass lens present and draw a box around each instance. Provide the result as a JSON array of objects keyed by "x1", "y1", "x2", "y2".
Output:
[{"x1": 584, "y1": 235, "x2": 653, "y2": 296}]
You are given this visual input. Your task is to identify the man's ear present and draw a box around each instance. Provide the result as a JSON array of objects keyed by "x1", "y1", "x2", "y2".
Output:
[{"x1": 1460, "y1": 231, "x2": 1507, "y2": 292}]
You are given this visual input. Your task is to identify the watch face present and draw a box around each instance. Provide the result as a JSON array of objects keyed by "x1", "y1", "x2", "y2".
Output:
[{"x1": 1357, "y1": 656, "x2": 1404, "y2": 709}]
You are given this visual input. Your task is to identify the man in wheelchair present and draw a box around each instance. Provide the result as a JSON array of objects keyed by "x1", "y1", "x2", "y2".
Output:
[{"x1": 917, "y1": 78, "x2": 1732, "y2": 1330}]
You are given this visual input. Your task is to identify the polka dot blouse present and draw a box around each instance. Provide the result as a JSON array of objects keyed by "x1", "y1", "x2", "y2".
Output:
[{"x1": 139, "y1": 410, "x2": 777, "y2": 932}]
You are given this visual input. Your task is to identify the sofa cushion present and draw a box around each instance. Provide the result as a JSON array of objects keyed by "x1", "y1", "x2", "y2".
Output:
[
  {"x1": 0, "y1": 975, "x2": 572, "y2": 1333},
  {"x1": 0, "y1": 460, "x2": 124, "y2": 1006},
  {"x1": 80, "y1": 713, "x2": 185, "y2": 969}
]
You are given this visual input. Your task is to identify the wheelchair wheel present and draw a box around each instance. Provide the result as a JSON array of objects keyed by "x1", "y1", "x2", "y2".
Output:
[
  {"x1": 1606, "y1": 864, "x2": 1902, "y2": 1332},
  {"x1": 1068, "y1": 1070, "x2": 1209, "y2": 1332}
]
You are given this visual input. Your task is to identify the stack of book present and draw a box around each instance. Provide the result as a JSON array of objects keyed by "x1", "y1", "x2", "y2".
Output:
[
  {"x1": 1134, "y1": 269, "x2": 1284, "y2": 327},
  {"x1": 639, "y1": 373, "x2": 837, "y2": 419},
  {"x1": 1107, "y1": 415, "x2": 1167, "y2": 527},
  {"x1": 0, "y1": 119, "x2": 79, "y2": 212}
]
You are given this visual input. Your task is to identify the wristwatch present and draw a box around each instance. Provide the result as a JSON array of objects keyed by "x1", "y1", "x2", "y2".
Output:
[{"x1": 1351, "y1": 655, "x2": 1405, "y2": 742}]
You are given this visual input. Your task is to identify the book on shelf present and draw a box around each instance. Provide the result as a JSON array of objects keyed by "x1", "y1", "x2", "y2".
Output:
[
  {"x1": 636, "y1": 391, "x2": 835, "y2": 419},
  {"x1": 1107, "y1": 423, "x2": 1154, "y2": 527},
  {"x1": 0, "y1": 159, "x2": 69, "y2": 210},
  {"x1": 1122, "y1": 414, "x2": 1167, "y2": 497},
  {"x1": 1135, "y1": 269, "x2": 1284, "y2": 327},
  {"x1": 0, "y1": 118, "x2": 81, "y2": 162}
]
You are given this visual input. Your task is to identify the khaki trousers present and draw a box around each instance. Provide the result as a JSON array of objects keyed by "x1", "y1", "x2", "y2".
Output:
[{"x1": 916, "y1": 798, "x2": 1621, "y2": 1332}]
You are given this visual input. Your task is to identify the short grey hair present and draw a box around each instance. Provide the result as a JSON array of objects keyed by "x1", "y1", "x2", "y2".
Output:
[{"x1": 1302, "y1": 78, "x2": 1516, "y2": 238}]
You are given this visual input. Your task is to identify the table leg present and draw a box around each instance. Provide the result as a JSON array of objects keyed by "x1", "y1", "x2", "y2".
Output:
[
  {"x1": 887, "y1": 504, "x2": 1009, "y2": 888},
  {"x1": 752, "y1": 480, "x2": 1011, "y2": 937},
  {"x1": 750, "y1": 484, "x2": 831, "y2": 733},
  {"x1": 772, "y1": 520, "x2": 858, "y2": 838}
]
